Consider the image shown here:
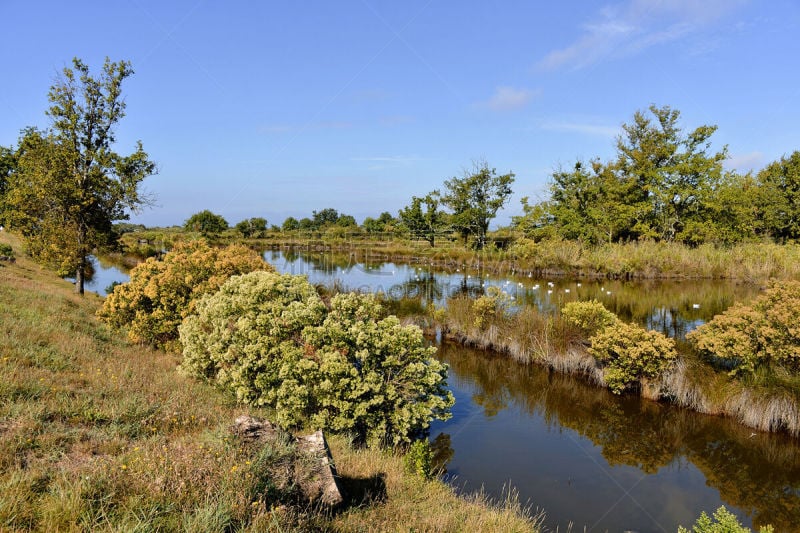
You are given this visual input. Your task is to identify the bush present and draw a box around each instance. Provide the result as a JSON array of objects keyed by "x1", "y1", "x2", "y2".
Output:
[
  {"x1": 687, "y1": 280, "x2": 800, "y2": 376},
  {"x1": 678, "y1": 505, "x2": 773, "y2": 533},
  {"x1": 589, "y1": 321, "x2": 677, "y2": 394},
  {"x1": 561, "y1": 300, "x2": 618, "y2": 337},
  {"x1": 179, "y1": 272, "x2": 454, "y2": 447},
  {"x1": 471, "y1": 286, "x2": 512, "y2": 329},
  {"x1": 0, "y1": 243, "x2": 13, "y2": 258},
  {"x1": 98, "y1": 239, "x2": 270, "y2": 350},
  {"x1": 404, "y1": 439, "x2": 434, "y2": 480}
]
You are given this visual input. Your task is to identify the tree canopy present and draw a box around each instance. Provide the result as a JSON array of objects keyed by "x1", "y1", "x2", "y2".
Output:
[
  {"x1": 184, "y1": 209, "x2": 228, "y2": 235},
  {"x1": 442, "y1": 161, "x2": 514, "y2": 248},
  {"x1": 398, "y1": 191, "x2": 448, "y2": 247},
  {"x1": 3, "y1": 58, "x2": 155, "y2": 293}
]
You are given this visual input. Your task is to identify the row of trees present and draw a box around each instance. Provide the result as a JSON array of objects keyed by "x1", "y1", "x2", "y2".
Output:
[{"x1": 513, "y1": 105, "x2": 800, "y2": 245}]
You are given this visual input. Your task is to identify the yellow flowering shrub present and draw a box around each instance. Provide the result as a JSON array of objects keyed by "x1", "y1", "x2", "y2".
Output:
[
  {"x1": 589, "y1": 321, "x2": 678, "y2": 394},
  {"x1": 561, "y1": 299, "x2": 619, "y2": 337},
  {"x1": 179, "y1": 272, "x2": 454, "y2": 447},
  {"x1": 688, "y1": 280, "x2": 800, "y2": 376},
  {"x1": 98, "y1": 239, "x2": 270, "y2": 350},
  {"x1": 471, "y1": 286, "x2": 512, "y2": 329}
]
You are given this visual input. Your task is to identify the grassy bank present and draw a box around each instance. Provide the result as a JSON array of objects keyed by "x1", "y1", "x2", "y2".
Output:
[
  {"x1": 427, "y1": 295, "x2": 800, "y2": 438},
  {"x1": 0, "y1": 232, "x2": 539, "y2": 532}
]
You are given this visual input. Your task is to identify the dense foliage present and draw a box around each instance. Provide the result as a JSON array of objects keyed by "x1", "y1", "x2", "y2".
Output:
[
  {"x1": 678, "y1": 506, "x2": 773, "y2": 533},
  {"x1": 562, "y1": 300, "x2": 677, "y2": 394},
  {"x1": 98, "y1": 240, "x2": 269, "y2": 350},
  {"x1": 234, "y1": 217, "x2": 268, "y2": 238},
  {"x1": 180, "y1": 272, "x2": 454, "y2": 446},
  {"x1": 398, "y1": 192, "x2": 448, "y2": 246},
  {"x1": 513, "y1": 105, "x2": 800, "y2": 246},
  {"x1": 688, "y1": 281, "x2": 800, "y2": 376},
  {"x1": 589, "y1": 321, "x2": 678, "y2": 394},
  {"x1": 3, "y1": 58, "x2": 155, "y2": 293},
  {"x1": 471, "y1": 286, "x2": 512, "y2": 329},
  {"x1": 561, "y1": 300, "x2": 618, "y2": 337},
  {"x1": 184, "y1": 209, "x2": 229, "y2": 235}
]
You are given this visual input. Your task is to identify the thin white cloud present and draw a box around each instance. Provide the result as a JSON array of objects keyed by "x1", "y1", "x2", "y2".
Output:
[
  {"x1": 479, "y1": 86, "x2": 539, "y2": 112},
  {"x1": 539, "y1": 0, "x2": 747, "y2": 70},
  {"x1": 724, "y1": 151, "x2": 764, "y2": 172},
  {"x1": 540, "y1": 120, "x2": 619, "y2": 139}
]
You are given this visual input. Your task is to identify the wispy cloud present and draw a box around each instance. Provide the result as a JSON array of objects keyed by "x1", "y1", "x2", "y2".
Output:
[
  {"x1": 478, "y1": 86, "x2": 539, "y2": 112},
  {"x1": 724, "y1": 151, "x2": 764, "y2": 172},
  {"x1": 540, "y1": 120, "x2": 620, "y2": 139},
  {"x1": 539, "y1": 0, "x2": 747, "y2": 70},
  {"x1": 258, "y1": 121, "x2": 353, "y2": 134}
]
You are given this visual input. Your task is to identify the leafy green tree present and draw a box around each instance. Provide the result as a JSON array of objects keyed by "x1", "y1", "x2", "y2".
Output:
[
  {"x1": 442, "y1": 161, "x2": 514, "y2": 248},
  {"x1": 235, "y1": 216, "x2": 268, "y2": 238},
  {"x1": 184, "y1": 209, "x2": 228, "y2": 235},
  {"x1": 312, "y1": 208, "x2": 339, "y2": 228},
  {"x1": 3, "y1": 58, "x2": 155, "y2": 293},
  {"x1": 298, "y1": 217, "x2": 315, "y2": 230},
  {"x1": 0, "y1": 145, "x2": 15, "y2": 219},
  {"x1": 399, "y1": 191, "x2": 448, "y2": 247},
  {"x1": 615, "y1": 105, "x2": 727, "y2": 243},
  {"x1": 281, "y1": 216, "x2": 300, "y2": 231},
  {"x1": 336, "y1": 214, "x2": 357, "y2": 227},
  {"x1": 757, "y1": 151, "x2": 800, "y2": 242}
]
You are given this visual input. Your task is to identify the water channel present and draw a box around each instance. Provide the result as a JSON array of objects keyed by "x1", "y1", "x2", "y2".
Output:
[{"x1": 91, "y1": 249, "x2": 800, "y2": 530}]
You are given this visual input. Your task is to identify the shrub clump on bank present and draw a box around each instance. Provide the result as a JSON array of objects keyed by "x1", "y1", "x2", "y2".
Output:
[
  {"x1": 98, "y1": 239, "x2": 270, "y2": 350},
  {"x1": 688, "y1": 280, "x2": 800, "y2": 376},
  {"x1": 561, "y1": 300, "x2": 677, "y2": 394},
  {"x1": 180, "y1": 271, "x2": 454, "y2": 447}
]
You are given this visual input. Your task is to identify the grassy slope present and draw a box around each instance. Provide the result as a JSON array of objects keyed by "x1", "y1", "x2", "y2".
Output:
[{"x1": 0, "y1": 232, "x2": 538, "y2": 532}]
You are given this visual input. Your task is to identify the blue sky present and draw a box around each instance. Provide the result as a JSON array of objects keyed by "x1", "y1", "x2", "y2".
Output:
[{"x1": 1, "y1": 1, "x2": 798, "y2": 227}]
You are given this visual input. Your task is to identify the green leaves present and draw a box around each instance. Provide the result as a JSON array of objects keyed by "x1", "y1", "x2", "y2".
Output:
[
  {"x1": 442, "y1": 161, "x2": 515, "y2": 249},
  {"x1": 179, "y1": 273, "x2": 454, "y2": 447},
  {"x1": 5, "y1": 58, "x2": 155, "y2": 293}
]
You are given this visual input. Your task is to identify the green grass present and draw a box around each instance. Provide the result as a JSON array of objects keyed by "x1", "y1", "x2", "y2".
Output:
[{"x1": 0, "y1": 232, "x2": 540, "y2": 532}]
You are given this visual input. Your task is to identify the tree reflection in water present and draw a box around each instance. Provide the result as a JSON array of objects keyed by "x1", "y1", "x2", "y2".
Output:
[{"x1": 435, "y1": 342, "x2": 800, "y2": 531}]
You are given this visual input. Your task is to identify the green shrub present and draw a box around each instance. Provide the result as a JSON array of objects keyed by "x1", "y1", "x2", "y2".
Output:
[
  {"x1": 98, "y1": 239, "x2": 270, "y2": 350},
  {"x1": 179, "y1": 272, "x2": 454, "y2": 447},
  {"x1": 0, "y1": 243, "x2": 13, "y2": 257},
  {"x1": 589, "y1": 321, "x2": 677, "y2": 394},
  {"x1": 404, "y1": 439, "x2": 434, "y2": 480},
  {"x1": 687, "y1": 280, "x2": 800, "y2": 376},
  {"x1": 678, "y1": 505, "x2": 773, "y2": 533},
  {"x1": 471, "y1": 286, "x2": 512, "y2": 329},
  {"x1": 561, "y1": 299, "x2": 619, "y2": 337}
]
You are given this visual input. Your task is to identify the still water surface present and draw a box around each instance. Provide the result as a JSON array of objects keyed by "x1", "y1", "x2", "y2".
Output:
[{"x1": 91, "y1": 250, "x2": 800, "y2": 530}]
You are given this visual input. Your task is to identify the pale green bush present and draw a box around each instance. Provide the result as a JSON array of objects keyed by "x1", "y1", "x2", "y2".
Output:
[
  {"x1": 561, "y1": 299, "x2": 619, "y2": 337},
  {"x1": 589, "y1": 321, "x2": 677, "y2": 394},
  {"x1": 98, "y1": 239, "x2": 269, "y2": 350},
  {"x1": 678, "y1": 505, "x2": 773, "y2": 533},
  {"x1": 179, "y1": 272, "x2": 454, "y2": 447},
  {"x1": 688, "y1": 280, "x2": 800, "y2": 376}
]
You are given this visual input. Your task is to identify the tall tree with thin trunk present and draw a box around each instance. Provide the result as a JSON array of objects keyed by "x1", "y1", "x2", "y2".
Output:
[
  {"x1": 442, "y1": 161, "x2": 514, "y2": 249},
  {"x1": 5, "y1": 57, "x2": 155, "y2": 293}
]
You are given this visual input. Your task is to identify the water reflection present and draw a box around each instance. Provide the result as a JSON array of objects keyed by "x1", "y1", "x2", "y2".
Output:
[
  {"x1": 265, "y1": 249, "x2": 761, "y2": 340},
  {"x1": 433, "y1": 342, "x2": 800, "y2": 531}
]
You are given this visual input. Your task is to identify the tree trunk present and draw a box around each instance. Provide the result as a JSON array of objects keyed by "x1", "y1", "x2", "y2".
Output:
[{"x1": 75, "y1": 257, "x2": 85, "y2": 294}]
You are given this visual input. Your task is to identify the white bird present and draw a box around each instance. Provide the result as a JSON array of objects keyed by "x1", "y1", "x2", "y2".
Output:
[
  {"x1": 528, "y1": 272, "x2": 533, "y2": 278},
  {"x1": 564, "y1": 289, "x2": 570, "y2": 293},
  {"x1": 533, "y1": 284, "x2": 539, "y2": 290},
  {"x1": 577, "y1": 283, "x2": 582, "y2": 287},
  {"x1": 547, "y1": 281, "x2": 554, "y2": 287},
  {"x1": 547, "y1": 289, "x2": 553, "y2": 294},
  {"x1": 606, "y1": 291, "x2": 612, "y2": 296},
  {"x1": 692, "y1": 303, "x2": 700, "y2": 309}
]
